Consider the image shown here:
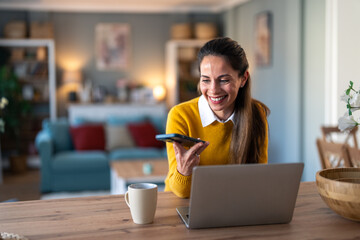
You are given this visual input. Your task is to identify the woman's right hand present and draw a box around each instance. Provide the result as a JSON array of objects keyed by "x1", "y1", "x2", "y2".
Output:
[{"x1": 173, "y1": 140, "x2": 209, "y2": 176}]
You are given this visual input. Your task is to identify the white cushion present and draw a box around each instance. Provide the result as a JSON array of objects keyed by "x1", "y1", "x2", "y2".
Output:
[{"x1": 105, "y1": 125, "x2": 135, "y2": 150}]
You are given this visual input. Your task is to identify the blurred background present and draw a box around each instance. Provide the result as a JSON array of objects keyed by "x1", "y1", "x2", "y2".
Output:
[{"x1": 0, "y1": 0, "x2": 359, "y2": 201}]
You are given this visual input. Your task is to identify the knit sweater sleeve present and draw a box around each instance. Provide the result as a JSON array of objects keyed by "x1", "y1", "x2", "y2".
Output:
[{"x1": 164, "y1": 106, "x2": 193, "y2": 198}]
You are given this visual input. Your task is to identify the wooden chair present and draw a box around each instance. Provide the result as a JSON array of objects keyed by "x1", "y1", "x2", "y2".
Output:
[
  {"x1": 321, "y1": 126, "x2": 358, "y2": 149},
  {"x1": 343, "y1": 144, "x2": 360, "y2": 168},
  {"x1": 316, "y1": 138, "x2": 353, "y2": 169}
]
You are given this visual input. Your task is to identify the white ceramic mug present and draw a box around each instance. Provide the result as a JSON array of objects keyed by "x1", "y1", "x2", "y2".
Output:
[{"x1": 124, "y1": 183, "x2": 158, "y2": 224}]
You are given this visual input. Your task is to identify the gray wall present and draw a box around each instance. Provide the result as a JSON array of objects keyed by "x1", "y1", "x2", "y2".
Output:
[
  {"x1": 52, "y1": 12, "x2": 221, "y2": 116},
  {"x1": 224, "y1": 0, "x2": 327, "y2": 181},
  {"x1": 51, "y1": 12, "x2": 221, "y2": 90},
  {"x1": 224, "y1": 0, "x2": 303, "y2": 167}
]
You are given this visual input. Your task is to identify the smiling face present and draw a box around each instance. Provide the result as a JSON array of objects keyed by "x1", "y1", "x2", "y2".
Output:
[{"x1": 199, "y1": 55, "x2": 247, "y2": 120}]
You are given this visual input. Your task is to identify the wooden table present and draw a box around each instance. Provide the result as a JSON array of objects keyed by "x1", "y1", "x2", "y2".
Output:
[
  {"x1": 110, "y1": 159, "x2": 168, "y2": 194},
  {"x1": 0, "y1": 182, "x2": 359, "y2": 240}
]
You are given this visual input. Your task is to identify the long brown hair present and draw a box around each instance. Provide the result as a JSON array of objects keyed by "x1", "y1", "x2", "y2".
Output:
[{"x1": 198, "y1": 37, "x2": 270, "y2": 164}]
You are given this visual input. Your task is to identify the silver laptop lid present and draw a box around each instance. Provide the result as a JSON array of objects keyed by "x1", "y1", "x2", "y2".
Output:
[{"x1": 187, "y1": 163, "x2": 304, "y2": 229}]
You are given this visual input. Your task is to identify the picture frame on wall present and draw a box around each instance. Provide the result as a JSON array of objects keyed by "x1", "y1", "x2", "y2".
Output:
[
  {"x1": 254, "y1": 11, "x2": 272, "y2": 67},
  {"x1": 95, "y1": 23, "x2": 130, "y2": 71}
]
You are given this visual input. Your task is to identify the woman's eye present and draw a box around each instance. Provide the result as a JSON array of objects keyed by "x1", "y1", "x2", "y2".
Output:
[
  {"x1": 201, "y1": 79, "x2": 210, "y2": 83},
  {"x1": 220, "y1": 79, "x2": 230, "y2": 83}
]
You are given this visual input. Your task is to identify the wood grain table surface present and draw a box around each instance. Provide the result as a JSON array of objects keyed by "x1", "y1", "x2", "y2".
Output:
[{"x1": 0, "y1": 182, "x2": 359, "y2": 240}]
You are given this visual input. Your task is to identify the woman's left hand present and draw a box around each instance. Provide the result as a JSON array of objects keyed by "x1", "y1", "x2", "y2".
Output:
[{"x1": 173, "y1": 140, "x2": 209, "y2": 176}]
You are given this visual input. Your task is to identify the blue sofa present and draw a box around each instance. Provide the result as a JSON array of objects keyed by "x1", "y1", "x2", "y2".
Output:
[{"x1": 35, "y1": 115, "x2": 167, "y2": 193}]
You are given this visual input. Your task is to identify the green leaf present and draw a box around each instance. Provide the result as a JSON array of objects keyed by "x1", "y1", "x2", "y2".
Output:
[
  {"x1": 346, "y1": 88, "x2": 351, "y2": 95},
  {"x1": 349, "y1": 109, "x2": 352, "y2": 115},
  {"x1": 350, "y1": 81, "x2": 354, "y2": 88}
]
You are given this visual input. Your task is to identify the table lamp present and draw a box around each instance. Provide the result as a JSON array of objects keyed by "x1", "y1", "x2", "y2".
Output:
[{"x1": 63, "y1": 70, "x2": 82, "y2": 102}]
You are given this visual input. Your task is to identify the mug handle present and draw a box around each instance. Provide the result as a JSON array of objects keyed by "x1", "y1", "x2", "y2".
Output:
[{"x1": 124, "y1": 191, "x2": 130, "y2": 207}]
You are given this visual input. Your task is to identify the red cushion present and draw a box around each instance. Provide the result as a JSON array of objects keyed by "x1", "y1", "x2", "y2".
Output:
[
  {"x1": 127, "y1": 121, "x2": 164, "y2": 148},
  {"x1": 70, "y1": 124, "x2": 105, "y2": 151}
]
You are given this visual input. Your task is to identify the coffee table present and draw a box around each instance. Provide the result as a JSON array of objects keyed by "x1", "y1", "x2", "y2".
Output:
[{"x1": 110, "y1": 158, "x2": 168, "y2": 194}]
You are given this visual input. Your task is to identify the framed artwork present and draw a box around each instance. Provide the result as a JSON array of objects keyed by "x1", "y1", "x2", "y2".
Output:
[
  {"x1": 95, "y1": 23, "x2": 130, "y2": 70},
  {"x1": 254, "y1": 11, "x2": 272, "y2": 67}
]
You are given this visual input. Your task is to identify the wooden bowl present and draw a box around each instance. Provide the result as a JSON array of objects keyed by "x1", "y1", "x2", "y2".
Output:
[{"x1": 316, "y1": 168, "x2": 360, "y2": 221}]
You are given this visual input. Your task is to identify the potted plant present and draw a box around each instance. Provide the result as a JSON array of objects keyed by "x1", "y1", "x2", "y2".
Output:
[{"x1": 0, "y1": 47, "x2": 31, "y2": 173}]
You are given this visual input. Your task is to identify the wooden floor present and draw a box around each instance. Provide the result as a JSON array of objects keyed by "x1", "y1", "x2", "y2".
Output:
[{"x1": 0, "y1": 168, "x2": 41, "y2": 202}]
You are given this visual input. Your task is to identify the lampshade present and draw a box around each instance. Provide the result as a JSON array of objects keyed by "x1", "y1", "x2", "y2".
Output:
[{"x1": 62, "y1": 70, "x2": 82, "y2": 83}]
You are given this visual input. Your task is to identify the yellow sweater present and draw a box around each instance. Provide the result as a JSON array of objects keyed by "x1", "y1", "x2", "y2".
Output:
[{"x1": 164, "y1": 97, "x2": 268, "y2": 198}]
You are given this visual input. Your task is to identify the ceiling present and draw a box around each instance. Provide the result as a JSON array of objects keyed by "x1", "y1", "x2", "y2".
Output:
[{"x1": 0, "y1": 0, "x2": 250, "y2": 13}]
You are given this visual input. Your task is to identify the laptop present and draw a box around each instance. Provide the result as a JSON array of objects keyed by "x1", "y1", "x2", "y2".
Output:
[{"x1": 176, "y1": 162, "x2": 304, "y2": 229}]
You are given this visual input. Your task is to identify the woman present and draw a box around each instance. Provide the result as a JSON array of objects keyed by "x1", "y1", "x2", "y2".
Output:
[{"x1": 164, "y1": 37, "x2": 270, "y2": 198}]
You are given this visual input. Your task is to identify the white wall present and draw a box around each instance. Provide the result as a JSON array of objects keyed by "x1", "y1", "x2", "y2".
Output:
[{"x1": 337, "y1": 0, "x2": 360, "y2": 117}]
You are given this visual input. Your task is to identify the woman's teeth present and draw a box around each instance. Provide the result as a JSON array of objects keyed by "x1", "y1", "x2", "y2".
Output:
[{"x1": 210, "y1": 96, "x2": 226, "y2": 101}]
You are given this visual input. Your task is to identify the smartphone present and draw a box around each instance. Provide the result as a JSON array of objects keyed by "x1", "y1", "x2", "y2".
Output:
[{"x1": 155, "y1": 133, "x2": 205, "y2": 148}]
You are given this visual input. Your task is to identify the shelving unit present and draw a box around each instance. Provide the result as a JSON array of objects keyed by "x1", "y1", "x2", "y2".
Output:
[
  {"x1": 0, "y1": 39, "x2": 56, "y2": 156},
  {"x1": 165, "y1": 39, "x2": 208, "y2": 108},
  {"x1": 0, "y1": 39, "x2": 56, "y2": 120}
]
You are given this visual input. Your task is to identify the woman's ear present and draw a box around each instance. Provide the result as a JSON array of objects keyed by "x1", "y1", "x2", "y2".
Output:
[{"x1": 241, "y1": 71, "x2": 249, "y2": 88}]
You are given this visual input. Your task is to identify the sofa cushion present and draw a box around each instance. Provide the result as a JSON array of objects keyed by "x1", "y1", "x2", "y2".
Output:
[
  {"x1": 107, "y1": 115, "x2": 166, "y2": 133},
  {"x1": 72, "y1": 117, "x2": 103, "y2": 126},
  {"x1": 127, "y1": 121, "x2": 164, "y2": 148},
  {"x1": 147, "y1": 115, "x2": 167, "y2": 133},
  {"x1": 43, "y1": 118, "x2": 73, "y2": 152},
  {"x1": 160, "y1": 148, "x2": 168, "y2": 158},
  {"x1": 52, "y1": 151, "x2": 108, "y2": 173},
  {"x1": 105, "y1": 125, "x2": 135, "y2": 150},
  {"x1": 107, "y1": 115, "x2": 146, "y2": 126},
  {"x1": 108, "y1": 147, "x2": 165, "y2": 160},
  {"x1": 70, "y1": 124, "x2": 105, "y2": 151}
]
